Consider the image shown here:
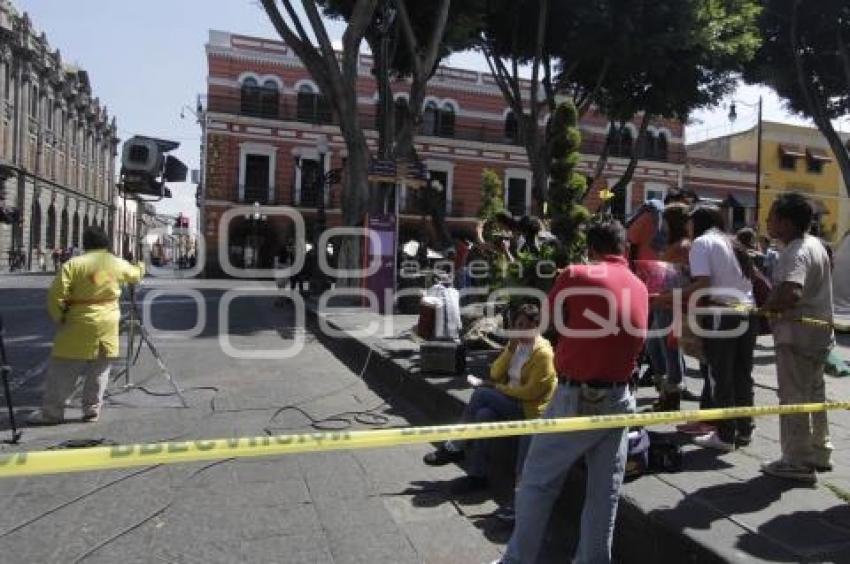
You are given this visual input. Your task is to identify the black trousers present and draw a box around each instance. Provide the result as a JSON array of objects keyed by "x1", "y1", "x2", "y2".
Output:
[{"x1": 700, "y1": 313, "x2": 757, "y2": 443}]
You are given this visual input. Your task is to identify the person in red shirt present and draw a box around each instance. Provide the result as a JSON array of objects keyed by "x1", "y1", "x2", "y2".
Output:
[{"x1": 499, "y1": 220, "x2": 648, "y2": 564}]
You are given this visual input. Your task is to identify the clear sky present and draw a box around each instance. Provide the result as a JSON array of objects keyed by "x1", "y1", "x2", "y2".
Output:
[{"x1": 17, "y1": 0, "x2": 829, "y2": 226}]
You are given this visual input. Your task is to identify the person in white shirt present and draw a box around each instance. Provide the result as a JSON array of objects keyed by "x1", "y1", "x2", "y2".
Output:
[
  {"x1": 680, "y1": 204, "x2": 757, "y2": 452},
  {"x1": 425, "y1": 271, "x2": 462, "y2": 340},
  {"x1": 761, "y1": 193, "x2": 835, "y2": 483},
  {"x1": 422, "y1": 304, "x2": 556, "y2": 494}
]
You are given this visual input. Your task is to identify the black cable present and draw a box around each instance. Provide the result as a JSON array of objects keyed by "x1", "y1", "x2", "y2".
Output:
[
  {"x1": 70, "y1": 458, "x2": 235, "y2": 564},
  {"x1": 0, "y1": 464, "x2": 163, "y2": 539},
  {"x1": 261, "y1": 347, "x2": 408, "y2": 434}
]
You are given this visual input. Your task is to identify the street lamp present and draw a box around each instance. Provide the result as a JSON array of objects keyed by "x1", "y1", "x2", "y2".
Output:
[
  {"x1": 243, "y1": 201, "x2": 267, "y2": 268},
  {"x1": 728, "y1": 96, "x2": 763, "y2": 226},
  {"x1": 292, "y1": 135, "x2": 343, "y2": 293}
]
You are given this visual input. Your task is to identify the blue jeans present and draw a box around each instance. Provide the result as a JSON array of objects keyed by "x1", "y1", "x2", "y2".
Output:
[
  {"x1": 503, "y1": 383, "x2": 635, "y2": 564},
  {"x1": 647, "y1": 307, "x2": 685, "y2": 391},
  {"x1": 453, "y1": 386, "x2": 524, "y2": 478},
  {"x1": 700, "y1": 313, "x2": 756, "y2": 443}
]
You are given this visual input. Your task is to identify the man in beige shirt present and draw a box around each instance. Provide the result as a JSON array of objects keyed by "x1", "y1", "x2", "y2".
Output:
[{"x1": 763, "y1": 193, "x2": 834, "y2": 483}]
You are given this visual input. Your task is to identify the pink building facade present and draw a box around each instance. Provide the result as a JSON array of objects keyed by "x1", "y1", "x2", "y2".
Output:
[{"x1": 200, "y1": 30, "x2": 688, "y2": 273}]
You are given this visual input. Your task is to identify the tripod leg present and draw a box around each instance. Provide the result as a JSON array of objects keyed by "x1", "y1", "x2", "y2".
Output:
[
  {"x1": 138, "y1": 328, "x2": 189, "y2": 408},
  {"x1": 1, "y1": 366, "x2": 20, "y2": 443}
]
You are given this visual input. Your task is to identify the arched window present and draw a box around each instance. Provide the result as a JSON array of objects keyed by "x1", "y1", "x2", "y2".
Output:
[
  {"x1": 72, "y1": 211, "x2": 80, "y2": 247},
  {"x1": 32, "y1": 200, "x2": 41, "y2": 249},
  {"x1": 439, "y1": 103, "x2": 455, "y2": 137},
  {"x1": 297, "y1": 84, "x2": 331, "y2": 124},
  {"x1": 505, "y1": 111, "x2": 518, "y2": 143},
  {"x1": 240, "y1": 77, "x2": 261, "y2": 116},
  {"x1": 260, "y1": 79, "x2": 279, "y2": 118},
  {"x1": 46, "y1": 204, "x2": 56, "y2": 249},
  {"x1": 84, "y1": 214, "x2": 90, "y2": 230},
  {"x1": 60, "y1": 208, "x2": 69, "y2": 248},
  {"x1": 655, "y1": 132, "x2": 668, "y2": 161},
  {"x1": 607, "y1": 125, "x2": 635, "y2": 158},
  {"x1": 422, "y1": 102, "x2": 438, "y2": 136},
  {"x1": 620, "y1": 128, "x2": 633, "y2": 157}
]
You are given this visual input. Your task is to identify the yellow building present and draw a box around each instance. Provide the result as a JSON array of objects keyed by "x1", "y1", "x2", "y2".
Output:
[{"x1": 689, "y1": 121, "x2": 850, "y2": 243}]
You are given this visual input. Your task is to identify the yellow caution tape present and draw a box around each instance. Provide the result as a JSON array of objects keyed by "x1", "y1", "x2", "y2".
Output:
[{"x1": 2, "y1": 401, "x2": 849, "y2": 479}]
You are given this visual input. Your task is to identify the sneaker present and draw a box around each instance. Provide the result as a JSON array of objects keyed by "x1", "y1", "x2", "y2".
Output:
[
  {"x1": 760, "y1": 459, "x2": 817, "y2": 483},
  {"x1": 806, "y1": 461, "x2": 833, "y2": 473},
  {"x1": 492, "y1": 504, "x2": 516, "y2": 523},
  {"x1": 423, "y1": 447, "x2": 464, "y2": 466},
  {"x1": 81, "y1": 411, "x2": 100, "y2": 423},
  {"x1": 735, "y1": 434, "x2": 753, "y2": 448},
  {"x1": 450, "y1": 475, "x2": 489, "y2": 495},
  {"x1": 676, "y1": 422, "x2": 716, "y2": 435},
  {"x1": 692, "y1": 431, "x2": 735, "y2": 452},
  {"x1": 680, "y1": 389, "x2": 701, "y2": 402},
  {"x1": 652, "y1": 390, "x2": 681, "y2": 412},
  {"x1": 27, "y1": 410, "x2": 63, "y2": 426}
]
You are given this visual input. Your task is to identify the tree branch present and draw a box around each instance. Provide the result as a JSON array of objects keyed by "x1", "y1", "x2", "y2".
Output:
[
  {"x1": 421, "y1": 0, "x2": 451, "y2": 77},
  {"x1": 262, "y1": 0, "x2": 331, "y2": 89},
  {"x1": 480, "y1": 40, "x2": 521, "y2": 112},
  {"x1": 280, "y1": 0, "x2": 311, "y2": 44},
  {"x1": 302, "y1": 0, "x2": 337, "y2": 63},
  {"x1": 836, "y1": 24, "x2": 850, "y2": 92},
  {"x1": 576, "y1": 56, "x2": 611, "y2": 116},
  {"x1": 394, "y1": 0, "x2": 423, "y2": 78},
  {"x1": 611, "y1": 113, "x2": 650, "y2": 194}
]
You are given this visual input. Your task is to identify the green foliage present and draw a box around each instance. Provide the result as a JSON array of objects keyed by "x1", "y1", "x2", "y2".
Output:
[
  {"x1": 547, "y1": 101, "x2": 588, "y2": 266},
  {"x1": 478, "y1": 169, "x2": 505, "y2": 224},
  {"x1": 743, "y1": 0, "x2": 850, "y2": 196},
  {"x1": 477, "y1": 0, "x2": 762, "y2": 120},
  {"x1": 320, "y1": 1, "x2": 479, "y2": 79}
]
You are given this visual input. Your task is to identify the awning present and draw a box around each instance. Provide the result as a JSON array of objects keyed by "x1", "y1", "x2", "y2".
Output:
[
  {"x1": 723, "y1": 192, "x2": 756, "y2": 208},
  {"x1": 779, "y1": 144, "x2": 806, "y2": 158},
  {"x1": 806, "y1": 147, "x2": 833, "y2": 162}
]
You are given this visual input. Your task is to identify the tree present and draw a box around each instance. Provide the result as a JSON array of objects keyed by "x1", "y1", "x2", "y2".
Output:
[
  {"x1": 746, "y1": 0, "x2": 850, "y2": 197},
  {"x1": 477, "y1": 0, "x2": 761, "y2": 210},
  {"x1": 320, "y1": 0, "x2": 478, "y2": 250},
  {"x1": 261, "y1": 0, "x2": 377, "y2": 229},
  {"x1": 547, "y1": 102, "x2": 589, "y2": 265},
  {"x1": 478, "y1": 169, "x2": 506, "y2": 225}
]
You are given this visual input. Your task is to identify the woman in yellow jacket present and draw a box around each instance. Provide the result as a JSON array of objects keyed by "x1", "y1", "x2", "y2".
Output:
[
  {"x1": 28, "y1": 226, "x2": 145, "y2": 425},
  {"x1": 423, "y1": 303, "x2": 556, "y2": 493}
]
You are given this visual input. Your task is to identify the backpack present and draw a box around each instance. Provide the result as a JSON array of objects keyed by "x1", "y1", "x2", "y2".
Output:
[{"x1": 625, "y1": 429, "x2": 683, "y2": 480}]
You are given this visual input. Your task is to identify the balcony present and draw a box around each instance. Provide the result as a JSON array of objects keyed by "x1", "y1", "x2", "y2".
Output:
[
  {"x1": 207, "y1": 95, "x2": 334, "y2": 126},
  {"x1": 239, "y1": 184, "x2": 273, "y2": 205}
]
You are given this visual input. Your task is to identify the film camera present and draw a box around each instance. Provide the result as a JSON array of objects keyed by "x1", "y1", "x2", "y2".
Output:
[{"x1": 120, "y1": 136, "x2": 188, "y2": 199}]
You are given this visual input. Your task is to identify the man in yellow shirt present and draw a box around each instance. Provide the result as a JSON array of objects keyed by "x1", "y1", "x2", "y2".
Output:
[{"x1": 29, "y1": 226, "x2": 145, "y2": 425}]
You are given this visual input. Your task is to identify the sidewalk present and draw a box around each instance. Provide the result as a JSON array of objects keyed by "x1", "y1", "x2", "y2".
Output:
[{"x1": 311, "y1": 303, "x2": 850, "y2": 563}]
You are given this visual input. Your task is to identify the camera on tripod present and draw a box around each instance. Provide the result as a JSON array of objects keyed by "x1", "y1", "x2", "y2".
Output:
[{"x1": 120, "y1": 136, "x2": 188, "y2": 199}]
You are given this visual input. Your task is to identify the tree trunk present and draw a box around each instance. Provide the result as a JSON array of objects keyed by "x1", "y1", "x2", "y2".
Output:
[
  {"x1": 790, "y1": 0, "x2": 850, "y2": 198},
  {"x1": 611, "y1": 114, "x2": 650, "y2": 195}
]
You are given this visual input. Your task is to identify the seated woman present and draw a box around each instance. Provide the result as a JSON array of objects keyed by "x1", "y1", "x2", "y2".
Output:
[{"x1": 422, "y1": 303, "x2": 557, "y2": 493}]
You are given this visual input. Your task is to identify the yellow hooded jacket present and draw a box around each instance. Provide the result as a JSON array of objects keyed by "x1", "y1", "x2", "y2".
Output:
[
  {"x1": 489, "y1": 335, "x2": 557, "y2": 419},
  {"x1": 47, "y1": 250, "x2": 145, "y2": 360}
]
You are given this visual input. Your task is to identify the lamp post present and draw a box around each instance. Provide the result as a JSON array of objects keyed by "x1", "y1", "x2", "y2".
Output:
[
  {"x1": 728, "y1": 96, "x2": 763, "y2": 226},
  {"x1": 243, "y1": 201, "x2": 266, "y2": 268},
  {"x1": 292, "y1": 135, "x2": 342, "y2": 293}
]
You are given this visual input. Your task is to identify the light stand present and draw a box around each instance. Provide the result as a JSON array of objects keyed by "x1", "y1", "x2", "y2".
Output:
[
  {"x1": 109, "y1": 283, "x2": 188, "y2": 407},
  {"x1": 0, "y1": 315, "x2": 21, "y2": 443}
]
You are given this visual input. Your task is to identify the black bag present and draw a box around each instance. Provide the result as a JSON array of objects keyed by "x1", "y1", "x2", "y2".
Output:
[{"x1": 647, "y1": 431, "x2": 684, "y2": 473}]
